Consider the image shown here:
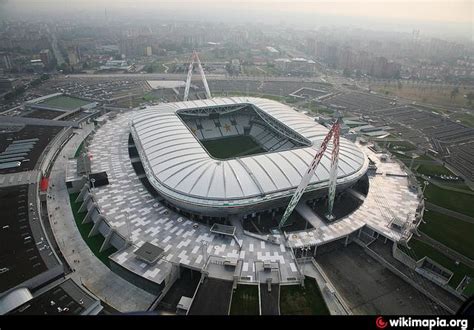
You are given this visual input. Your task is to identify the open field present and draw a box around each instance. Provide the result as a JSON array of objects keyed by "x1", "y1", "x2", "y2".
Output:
[
  {"x1": 416, "y1": 164, "x2": 455, "y2": 177},
  {"x1": 423, "y1": 183, "x2": 474, "y2": 217},
  {"x1": 450, "y1": 112, "x2": 474, "y2": 128},
  {"x1": 373, "y1": 84, "x2": 473, "y2": 107},
  {"x1": 74, "y1": 141, "x2": 84, "y2": 158},
  {"x1": 420, "y1": 210, "x2": 474, "y2": 260},
  {"x1": 39, "y1": 95, "x2": 91, "y2": 110},
  {"x1": 229, "y1": 285, "x2": 260, "y2": 315},
  {"x1": 279, "y1": 278, "x2": 329, "y2": 315},
  {"x1": 431, "y1": 180, "x2": 473, "y2": 192},
  {"x1": 408, "y1": 239, "x2": 474, "y2": 294},
  {"x1": 202, "y1": 135, "x2": 265, "y2": 159}
]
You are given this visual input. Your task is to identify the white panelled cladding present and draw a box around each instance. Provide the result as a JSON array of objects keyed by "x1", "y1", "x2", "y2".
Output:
[{"x1": 130, "y1": 97, "x2": 369, "y2": 216}]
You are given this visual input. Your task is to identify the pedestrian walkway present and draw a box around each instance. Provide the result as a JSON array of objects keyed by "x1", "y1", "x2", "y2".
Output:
[
  {"x1": 47, "y1": 126, "x2": 156, "y2": 312},
  {"x1": 295, "y1": 203, "x2": 325, "y2": 229}
]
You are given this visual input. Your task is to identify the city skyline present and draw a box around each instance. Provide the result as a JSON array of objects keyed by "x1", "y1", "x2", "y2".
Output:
[{"x1": 1, "y1": 0, "x2": 472, "y2": 40}]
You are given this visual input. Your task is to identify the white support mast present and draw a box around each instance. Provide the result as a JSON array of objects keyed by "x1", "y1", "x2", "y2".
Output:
[
  {"x1": 279, "y1": 119, "x2": 341, "y2": 228},
  {"x1": 183, "y1": 50, "x2": 212, "y2": 101}
]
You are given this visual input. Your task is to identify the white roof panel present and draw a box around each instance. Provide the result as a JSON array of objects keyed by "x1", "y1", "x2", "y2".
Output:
[{"x1": 131, "y1": 97, "x2": 368, "y2": 204}]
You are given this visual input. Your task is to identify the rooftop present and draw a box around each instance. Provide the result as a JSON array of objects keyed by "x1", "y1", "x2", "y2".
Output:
[
  {"x1": 134, "y1": 242, "x2": 165, "y2": 264},
  {"x1": 131, "y1": 97, "x2": 367, "y2": 205}
]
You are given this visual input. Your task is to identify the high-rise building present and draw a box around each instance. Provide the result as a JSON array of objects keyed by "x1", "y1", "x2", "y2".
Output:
[
  {"x1": 39, "y1": 49, "x2": 51, "y2": 67},
  {"x1": 0, "y1": 53, "x2": 13, "y2": 70}
]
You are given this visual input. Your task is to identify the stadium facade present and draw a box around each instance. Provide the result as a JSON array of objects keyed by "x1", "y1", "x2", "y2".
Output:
[{"x1": 130, "y1": 97, "x2": 369, "y2": 218}]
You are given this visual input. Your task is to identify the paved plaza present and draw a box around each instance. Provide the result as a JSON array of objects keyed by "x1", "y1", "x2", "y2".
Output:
[
  {"x1": 47, "y1": 124, "x2": 156, "y2": 312},
  {"x1": 288, "y1": 144, "x2": 420, "y2": 248},
  {"x1": 84, "y1": 108, "x2": 420, "y2": 287}
]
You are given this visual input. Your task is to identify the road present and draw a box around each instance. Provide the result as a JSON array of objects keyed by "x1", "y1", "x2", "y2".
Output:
[{"x1": 59, "y1": 72, "x2": 329, "y2": 83}]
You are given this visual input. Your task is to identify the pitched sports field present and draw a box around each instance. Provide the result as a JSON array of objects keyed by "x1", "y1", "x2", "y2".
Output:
[
  {"x1": 201, "y1": 135, "x2": 265, "y2": 159},
  {"x1": 39, "y1": 95, "x2": 92, "y2": 110}
]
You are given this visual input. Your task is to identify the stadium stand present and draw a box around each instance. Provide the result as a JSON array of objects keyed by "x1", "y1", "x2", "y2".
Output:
[{"x1": 178, "y1": 104, "x2": 302, "y2": 158}]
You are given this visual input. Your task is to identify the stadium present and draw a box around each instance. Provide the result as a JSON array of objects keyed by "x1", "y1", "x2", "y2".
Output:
[
  {"x1": 3, "y1": 53, "x2": 450, "y2": 316},
  {"x1": 130, "y1": 97, "x2": 369, "y2": 219}
]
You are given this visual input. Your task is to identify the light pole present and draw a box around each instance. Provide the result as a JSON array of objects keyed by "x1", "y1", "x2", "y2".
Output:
[
  {"x1": 422, "y1": 181, "x2": 429, "y2": 195},
  {"x1": 300, "y1": 245, "x2": 310, "y2": 279},
  {"x1": 90, "y1": 178, "x2": 96, "y2": 190}
]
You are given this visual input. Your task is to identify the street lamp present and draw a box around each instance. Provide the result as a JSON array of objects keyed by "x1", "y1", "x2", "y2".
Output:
[
  {"x1": 300, "y1": 245, "x2": 311, "y2": 278},
  {"x1": 422, "y1": 181, "x2": 429, "y2": 195},
  {"x1": 90, "y1": 178, "x2": 96, "y2": 190}
]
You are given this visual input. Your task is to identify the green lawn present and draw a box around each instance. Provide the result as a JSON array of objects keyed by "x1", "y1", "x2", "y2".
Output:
[
  {"x1": 69, "y1": 193, "x2": 117, "y2": 267},
  {"x1": 201, "y1": 135, "x2": 265, "y2": 159},
  {"x1": 40, "y1": 95, "x2": 91, "y2": 110},
  {"x1": 408, "y1": 239, "x2": 474, "y2": 292},
  {"x1": 74, "y1": 141, "x2": 84, "y2": 158},
  {"x1": 464, "y1": 281, "x2": 474, "y2": 297},
  {"x1": 302, "y1": 102, "x2": 334, "y2": 115},
  {"x1": 414, "y1": 154, "x2": 434, "y2": 162},
  {"x1": 416, "y1": 164, "x2": 455, "y2": 177},
  {"x1": 280, "y1": 278, "x2": 329, "y2": 315},
  {"x1": 423, "y1": 183, "x2": 474, "y2": 217},
  {"x1": 229, "y1": 285, "x2": 260, "y2": 315},
  {"x1": 432, "y1": 180, "x2": 473, "y2": 192},
  {"x1": 420, "y1": 210, "x2": 474, "y2": 260},
  {"x1": 451, "y1": 112, "x2": 474, "y2": 128},
  {"x1": 385, "y1": 140, "x2": 416, "y2": 152},
  {"x1": 142, "y1": 92, "x2": 158, "y2": 102}
]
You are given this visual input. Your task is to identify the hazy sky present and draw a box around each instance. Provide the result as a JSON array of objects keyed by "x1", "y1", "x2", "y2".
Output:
[
  {"x1": 2, "y1": 0, "x2": 473, "y2": 39},
  {"x1": 4, "y1": 0, "x2": 471, "y2": 22}
]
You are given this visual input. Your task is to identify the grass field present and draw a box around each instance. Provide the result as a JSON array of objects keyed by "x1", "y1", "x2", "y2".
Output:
[
  {"x1": 74, "y1": 141, "x2": 84, "y2": 158},
  {"x1": 420, "y1": 210, "x2": 474, "y2": 260},
  {"x1": 69, "y1": 193, "x2": 117, "y2": 267},
  {"x1": 39, "y1": 95, "x2": 91, "y2": 110},
  {"x1": 384, "y1": 140, "x2": 416, "y2": 152},
  {"x1": 202, "y1": 135, "x2": 265, "y2": 159},
  {"x1": 450, "y1": 112, "x2": 474, "y2": 128},
  {"x1": 464, "y1": 281, "x2": 474, "y2": 298},
  {"x1": 416, "y1": 164, "x2": 455, "y2": 177},
  {"x1": 229, "y1": 285, "x2": 260, "y2": 315},
  {"x1": 423, "y1": 183, "x2": 474, "y2": 218},
  {"x1": 373, "y1": 84, "x2": 473, "y2": 107},
  {"x1": 142, "y1": 92, "x2": 158, "y2": 102},
  {"x1": 408, "y1": 239, "x2": 474, "y2": 294},
  {"x1": 432, "y1": 180, "x2": 473, "y2": 192},
  {"x1": 279, "y1": 278, "x2": 329, "y2": 315}
]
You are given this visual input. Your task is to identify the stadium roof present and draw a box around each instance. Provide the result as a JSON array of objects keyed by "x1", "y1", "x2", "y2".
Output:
[{"x1": 130, "y1": 97, "x2": 368, "y2": 206}]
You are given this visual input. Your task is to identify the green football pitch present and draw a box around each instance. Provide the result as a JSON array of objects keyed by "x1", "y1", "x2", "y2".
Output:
[
  {"x1": 201, "y1": 135, "x2": 265, "y2": 159},
  {"x1": 39, "y1": 95, "x2": 91, "y2": 110}
]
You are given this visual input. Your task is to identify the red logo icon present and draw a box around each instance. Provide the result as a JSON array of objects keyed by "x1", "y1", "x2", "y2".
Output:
[{"x1": 376, "y1": 316, "x2": 388, "y2": 329}]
